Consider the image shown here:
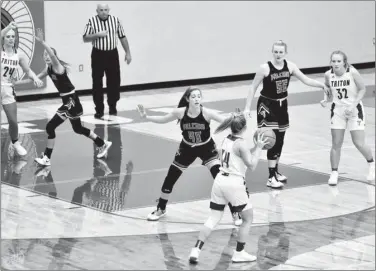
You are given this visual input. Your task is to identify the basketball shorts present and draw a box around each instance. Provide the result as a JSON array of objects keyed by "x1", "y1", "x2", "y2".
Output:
[
  {"x1": 173, "y1": 138, "x2": 220, "y2": 170},
  {"x1": 56, "y1": 94, "x2": 83, "y2": 119},
  {"x1": 330, "y1": 102, "x2": 365, "y2": 131},
  {"x1": 1, "y1": 85, "x2": 16, "y2": 105},
  {"x1": 257, "y1": 95, "x2": 289, "y2": 131},
  {"x1": 209, "y1": 172, "x2": 252, "y2": 212}
]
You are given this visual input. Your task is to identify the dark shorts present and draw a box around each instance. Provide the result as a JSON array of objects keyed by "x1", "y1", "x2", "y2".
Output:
[
  {"x1": 57, "y1": 94, "x2": 83, "y2": 119},
  {"x1": 173, "y1": 138, "x2": 220, "y2": 169},
  {"x1": 257, "y1": 95, "x2": 289, "y2": 131}
]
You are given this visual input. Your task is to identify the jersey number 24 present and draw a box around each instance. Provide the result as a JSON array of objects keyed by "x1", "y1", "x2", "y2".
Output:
[{"x1": 3, "y1": 67, "x2": 16, "y2": 78}]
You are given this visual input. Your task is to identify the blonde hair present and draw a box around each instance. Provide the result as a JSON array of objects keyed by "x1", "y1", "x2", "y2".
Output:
[
  {"x1": 215, "y1": 109, "x2": 246, "y2": 134},
  {"x1": 1, "y1": 28, "x2": 19, "y2": 51},
  {"x1": 272, "y1": 40, "x2": 288, "y2": 53},
  {"x1": 330, "y1": 50, "x2": 350, "y2": 69}
]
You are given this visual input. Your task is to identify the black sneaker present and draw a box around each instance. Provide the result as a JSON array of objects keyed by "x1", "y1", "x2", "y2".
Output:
[{"x1": 94, "y1": 112, "x2": 104, "y2": 119}]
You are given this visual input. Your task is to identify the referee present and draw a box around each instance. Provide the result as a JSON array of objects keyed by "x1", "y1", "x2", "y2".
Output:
[{"x1": 83, "y1": 4, "x2": 132, "y2": 119}]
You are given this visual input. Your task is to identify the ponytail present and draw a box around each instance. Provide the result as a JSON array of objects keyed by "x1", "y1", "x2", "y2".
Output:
[{"x1": 215, "y1": 109, "x2": 246, "y2": 134}]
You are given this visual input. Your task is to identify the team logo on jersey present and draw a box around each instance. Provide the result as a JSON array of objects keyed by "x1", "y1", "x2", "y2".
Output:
[
  {"x1": 64, "y1": 98, "x2": 75, "y2": 109},
  {"x1": 258, "y1": 104, "x2": 269, "y2": 118},
  {"x1": 357, "y1": 120, "x2": 362, "y2": 126},
  {"x1": 50, "y1": 74, "x2": 57, "y2": 80},
  {"x1": 175, "y1": 148, "x2": 181, "y2": 156}
]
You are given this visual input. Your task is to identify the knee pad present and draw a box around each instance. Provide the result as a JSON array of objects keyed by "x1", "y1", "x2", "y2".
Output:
[
  {"x1": 161, "y1": 165, "x2": 183, "y2": 194},
  {"x1": 209, "y1": 164, "x2": 220, "y2": 179},
  {"x1": 46, "y1": 122, "x2": 56, "y2": 139},
  {"x1": 267, "y1": 130, "x2": 285, "y2": 160}
]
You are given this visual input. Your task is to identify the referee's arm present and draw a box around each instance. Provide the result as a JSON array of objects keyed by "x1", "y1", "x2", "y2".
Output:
[
  {"x1": 82, "y1": 20, "x2": 107, "y2": 43},
  {"x1": 117, "y1": 19, "x2": 132, "y2": 63}
]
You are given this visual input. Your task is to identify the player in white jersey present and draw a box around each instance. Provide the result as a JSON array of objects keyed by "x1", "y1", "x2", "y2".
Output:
[
  {"x1": 1, "y1": 23, "x2": 43, "y2": 156},
  {"x1": 321, "y1": 51, "x2": 374, "y2": 185},
  {"x1": 189, "y1": 111, "x2": 267, "y2": 264}
]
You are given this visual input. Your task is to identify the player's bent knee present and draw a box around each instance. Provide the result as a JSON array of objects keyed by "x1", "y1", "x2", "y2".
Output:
[
  {"x1": 46, "y1": 123, "x2": 56, "y2": 139},
  {"x1": 241, "y1": 207, "x2": 254, "y2": 223},
  {"x1": 204, "y1": 210, "x2": 223, "y2": 230}
]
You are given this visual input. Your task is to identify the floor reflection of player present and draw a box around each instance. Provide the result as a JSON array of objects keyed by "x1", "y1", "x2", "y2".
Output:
[
  {"x1": 48, "y1": 180, "x2": 87, "y2": 270},
  {"x1": 256, "y1": 191, "x2": 290, "y2": 269},
  {"x1": 156, "y1": 223, "x2": 185, "y2": 270},
  {"x1": 33, "y1": 166, "x2": 57, "y2": 198},
  {"x1": 1, "y1": 132, "x2": 38, "y2": 187},
  {"x1": 328, "y1": 185, "x2": 374, "y2": 268},
  {"x1": 71, "y1": 124, "x2": 133, "y2": 212}
]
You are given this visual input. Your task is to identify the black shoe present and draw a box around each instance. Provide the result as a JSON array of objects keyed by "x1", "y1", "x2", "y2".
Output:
[
  {"x1": 109, "y1": 108, "x2": 117, "y2": 116},
  {"x1": 94, "y1": 112, "x2": 104, "y2": 119}
]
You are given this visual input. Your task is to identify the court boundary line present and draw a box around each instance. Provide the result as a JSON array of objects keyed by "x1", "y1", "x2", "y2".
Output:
[{"x1": 2, "y1": 174, "x2": 374, "y2": 230}]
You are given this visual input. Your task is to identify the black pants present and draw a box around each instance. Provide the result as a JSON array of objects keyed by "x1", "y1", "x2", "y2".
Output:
[{"x1": 91, "y1": 47, "x2": 121, "y2": 114}]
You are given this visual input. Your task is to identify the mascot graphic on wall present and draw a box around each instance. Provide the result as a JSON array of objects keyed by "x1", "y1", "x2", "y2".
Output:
[{"x1": 1, "y1": 1, "x2": 46, "y2": 92}]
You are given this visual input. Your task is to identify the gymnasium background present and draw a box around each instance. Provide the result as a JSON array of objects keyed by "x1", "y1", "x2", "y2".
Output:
[{"x1": 2, "y1": 1, "x2": 375, "y2": 97}]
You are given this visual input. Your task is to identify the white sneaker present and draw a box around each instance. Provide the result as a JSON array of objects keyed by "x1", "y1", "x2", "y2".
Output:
[
  {"x1": 367, "y1": 162, "x2": 375, "y2": 181},
  {"x1": 97, "y1": 141, "x2": 112, "y2": 159},
  {"x1": 147, "y1": 208, "x2": 166, "y2": 221},
  {"x1": 328, "y1": 171, "x2": 339, "y2": 186},
  {"x1": 232, "y1": 250, "x2": 257, "y2": 263},
  {"x1": 189, "y1": 247, "x2": 201, "y2": 264},
  {"x1": 267, "y1": 176, "x2": 284, "y2": 188},
  {"x1": 12, "y1": 141, "x2": 27, "y2": 156},
  {"x1": 35, "y1": 153, "x2": 51, "y2": 166},
  {"x1": 232, "y1": 212, "x2": 243, "y2": 226},
  {"x1": 276, "y1": 172, "x2": 287, "y2": 182}
]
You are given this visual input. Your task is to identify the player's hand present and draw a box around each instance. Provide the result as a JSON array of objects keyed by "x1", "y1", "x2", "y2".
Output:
[
  {"x1": 255, "y1": 132, "x2": 268, "y2": 149},
  {"x1": 33, "y1": 78, "x2": 43, "y2": 88},
  {"x1": 243, "y1": 109, "x2": 251, "y2": 118},
  {"x1": 34, "y1": 28, "x2": 44, "y2": 42},
  {"x1": 320, "y1": 99, "x2": 327, "y2": 108},
  {"x1": 125, "y1": 54, "x2": 132, "y2": 65},
  {"x1": 8, "y1": 22, "x2": 17, "y2": 29},
  {"x1": 137, "y1": 104, "x2": 147, "y2": 119}
]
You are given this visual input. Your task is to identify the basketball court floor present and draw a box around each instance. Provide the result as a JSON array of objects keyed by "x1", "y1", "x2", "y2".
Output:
[{"x1": 1, "y1": 70, "x2": 375, "y2": 270}]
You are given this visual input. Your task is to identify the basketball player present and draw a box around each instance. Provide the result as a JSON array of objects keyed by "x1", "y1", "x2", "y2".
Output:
[
  {"x1": 321, "y1": 51, "x2": 375, "y2": 185},
  {"x1": 244, "y1": 40, "x2": 330, "y2": 189},
  {"x1": 189, "y1": 111, "x2": 267, "y2": 264},
  {"x1": 15, "y1": 29, "x2": 112, "y2": 166},
  {"x1": 137, "y1": 87, "x2": 243, "y2": 226},
  {"x1": 1, "y1": 22, "x2": 43, "y2": 156}
]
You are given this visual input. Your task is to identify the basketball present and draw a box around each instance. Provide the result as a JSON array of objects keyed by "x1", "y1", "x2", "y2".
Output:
[{"x1": 253, "y1": 128, "x2": 276, "y2": 150}]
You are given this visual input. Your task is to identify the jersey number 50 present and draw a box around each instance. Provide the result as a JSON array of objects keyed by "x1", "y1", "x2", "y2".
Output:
[
  {"x1": 336, "y1": 88, "x2": 348, "y2": 99},
  {"x1": 3, "y1": 67, "x2": 16, "y2": 78}
]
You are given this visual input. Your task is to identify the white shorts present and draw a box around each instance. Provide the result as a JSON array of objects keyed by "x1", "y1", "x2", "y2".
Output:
[
  {"x1": 210, "y1": 172, "x2": 252, "y2": 212},
  {"x1": 1, "y1": 85, "x2": 16, "y2": 105},
  {"x1": 330, "y1": 102, "x2": 365, "y2": 131}
]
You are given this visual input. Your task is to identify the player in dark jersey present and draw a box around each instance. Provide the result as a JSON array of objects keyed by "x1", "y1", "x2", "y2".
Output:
[
  {"x1": 15, "y1": 29, "x2": 112, "y2": 166},
  {"x1": 137, "y1": 87, "x2": 242, "y2": 226},
  {"x1": 244, "y1": 40, "x2": 329, "y2": 189}
]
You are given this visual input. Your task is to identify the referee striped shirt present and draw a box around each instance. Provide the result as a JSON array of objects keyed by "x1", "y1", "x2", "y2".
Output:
[{"x1": 83, "y1": 15, "x2": 126, "y2": 51}]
